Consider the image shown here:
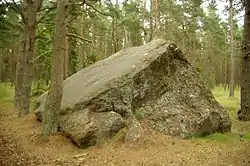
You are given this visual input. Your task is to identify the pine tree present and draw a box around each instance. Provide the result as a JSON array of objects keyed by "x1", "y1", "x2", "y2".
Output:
[
  {"x1": 14, "y1": 0, "x2": 43, "y2": 117},
  {"x1": 42, "y1": 0, "x2": 69, "y2": 136},
  {"x1": 238, "y1": 1, "x2": 250, "y2": 121},
  {"x1": 229, "y1": 0, "x2": 235, "y2": 97}
]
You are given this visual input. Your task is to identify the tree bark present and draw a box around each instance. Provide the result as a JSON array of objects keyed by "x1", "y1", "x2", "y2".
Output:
[
  {"x1": 80, "y1": 9, "x2": 86, "y2": 68},
  {"x1": 63, "y1": 36, "x2": 69, "y2": 80},
  {"x1": 152, "y1": 0, "x2": 159, "y2": 30},
  {"x1": 150, "y1": 0, "x2": 159, "y2": 39},
  {"x1": 238, "y1": 2, "x2": 250, "y2": 121},
  {"x1": 224, "y1": 32, "x2": 228, "y2": 92},
  {"x1": 112, "y1": 16, "x2": 118, "y2": 53},
  {"x1": 229, "y1": 0, "x2": 234, "y2": 97},
  {"x1": 14, "y1": 0, "x2": 43, "y2": 117},
  {"x1": 42, "y1": 0, "x2": 69, "y2": 136}
]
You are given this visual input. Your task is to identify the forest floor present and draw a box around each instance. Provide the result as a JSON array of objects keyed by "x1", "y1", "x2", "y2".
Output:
[{"x1": 1, "y1": 85, "x2": 250, "y2": 166}]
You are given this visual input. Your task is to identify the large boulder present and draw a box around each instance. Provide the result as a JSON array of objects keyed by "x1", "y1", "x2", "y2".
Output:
[{"x1": 35, "y1": 39, "x2": 231, "y2": 148}]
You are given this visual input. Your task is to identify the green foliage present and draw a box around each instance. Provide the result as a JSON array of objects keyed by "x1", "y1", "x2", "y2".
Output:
[
  {"x1": 122, "y1": 1, "x2": 143, "y2": 46},
  {"x1": 0, "y1": 4, "x2": 20, "y2": 48}
]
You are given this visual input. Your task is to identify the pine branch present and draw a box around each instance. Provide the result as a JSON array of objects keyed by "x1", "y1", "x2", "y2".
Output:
[
  {"x1": 35, "y1": 26, "x2": 54, "y2": 40},
  {"x1": 35, "y1": 36, "x2": 50, "y2": 40},
  {"x1": 37, "y1": 6, "x2": 56, "y2": 24},
  {"x1": 85, "y1": 2, "x2": 112, "y2": 17},
  {"x1": 68, "y1": 15, "x2": 78, "y2": 23},
  {"x1": 67, "y1": 33, "x2": 92, "y2": 43},
  {"x1": 32, "y1": 50, "x2": 52, "y2": 62},
  {"x1": 3, "y1": 0, "x2": 25, "y2": 23}
]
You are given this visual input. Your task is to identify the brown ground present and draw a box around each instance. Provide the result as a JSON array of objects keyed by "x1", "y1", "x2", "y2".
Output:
[{"x1": 1, "y1": 103, "x2": 250, "y2": 166}]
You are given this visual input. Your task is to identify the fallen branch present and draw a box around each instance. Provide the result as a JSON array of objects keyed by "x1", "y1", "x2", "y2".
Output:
[{"x1": 73, "y1": 153, "x2": 88, "y2": 159}]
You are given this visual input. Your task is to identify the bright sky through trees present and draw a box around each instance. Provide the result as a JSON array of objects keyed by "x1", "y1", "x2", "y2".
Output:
[{"x1": 110, "y1": 0, "x2": 244, "y2": 26}]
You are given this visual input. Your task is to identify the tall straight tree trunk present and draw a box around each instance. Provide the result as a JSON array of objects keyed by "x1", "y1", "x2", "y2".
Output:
[
  {"x1": 63, "y1": 16, "x2": 69, "y2": 79},
  {"x1": 150, "y1": 0, "x2": 159, "y2": 39},
  {"x1": 0, "y1": 53, "x2": 3, "y2": 82},
  {"x1": 224, "y1": 32, "x2": 228, "y2": 91},
  {"x1": 229, "y1": 0, "x2": 234, "y2": 97},
  {"x1": 42, "y1": 0, "x2": 69, "y2": 136},
  {"x1": 80, "y1": 9, "x2": 86, "y2": 68},
  {"x1": 11, "y1": 46, "x2": 17, "y2": 87},
  {"x1": 181, "y1": 0, "x2": 185, "y2": 51},
  {"x1": 104, "y1": 34, "x2": 107, "y2": 58},
  {"x1": 238, "y1": 2, "x2": 250, "y2": 121},
  {"x1": 111, "y1": 0, "x2": 119, "y2": 53},
  {"x1": 63, "y1": 36, "x2": 69, "y2": 79},
  {"x1": 15, "y1": 0, "x2": 43, "y2": 117},
  {"x1": 112, "y1": 17, "x2": 118, "y2": 53},
  {"x1": 153, "y1": 0, "x2": 159, "y2": 29}
]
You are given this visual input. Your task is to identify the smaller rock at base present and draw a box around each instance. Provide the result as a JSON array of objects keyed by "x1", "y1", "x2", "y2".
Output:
[{"x1": 125, "y1": 117, "x2": 143, "y2": 143}]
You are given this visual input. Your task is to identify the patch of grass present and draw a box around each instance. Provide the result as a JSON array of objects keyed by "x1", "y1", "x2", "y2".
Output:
[
  {"x1": 0, "y1": 83, "x2": 41, "y2": 111},
  {"x1": 243, "y1": 132, "x2": 250, "y2": 140},
  {"x1": 0, "y1": 83, "x2": 14, "y2": 104},
  {"x1": 199, "y1": 132, "x2": 239, "y2": 143},
  {"x1": 134, "y1": 108, "x2": 146, "y2": 120},
  {"x1": 212, "y1": 86, "x2": 240, "y2": 108},
  {"x1": 195, "y1": 86, "x2": 248, "y2": 144},
  {"x1": 211, "y1": 86, "x2": 240, "y2": 119},
  {"x1": 0, "y1": 85, "x2": 8, "y2": 99},
  {"x1": 198, "y1": 131, "x2": 250, "y2": 144}
]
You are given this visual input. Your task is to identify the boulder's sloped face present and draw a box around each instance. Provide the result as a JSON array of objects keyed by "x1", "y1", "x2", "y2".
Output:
[
  {"x1": 35, "y1": 39, "x2": 231, "y2": 148},
  {"x1": 134, "y1": 56, "x2": 231, "y2": 138}
]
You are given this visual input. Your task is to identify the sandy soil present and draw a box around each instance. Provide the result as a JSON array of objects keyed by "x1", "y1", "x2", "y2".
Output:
[{"x1": 1, "y1": 103, "x2": 250, "y2": 166}]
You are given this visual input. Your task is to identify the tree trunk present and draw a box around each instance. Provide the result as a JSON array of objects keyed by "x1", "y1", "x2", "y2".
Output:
[
  {"x1": 11, "y1": 47, "x2": 17, "y2": 86},
  {"x1": 14, "y1": 0, "x2": 43, "y2": 117},
  {"x1": 238, "y1": 2, "x2": 250, "y2": 121},
  {"x1": 63, "y1": 36, "x2": 69, "y2": 80},
  {"x1": 42, "y1": 0, "x2": 69, "y2": 136},
  {"x1": 80, "y1": 9, "x2": 86, "y2": 68},
  {"x1": 112, "y1": 15, "x2": 118, "y2": 53},
  {"x1": 0, "y1": 53, "x2": 3, "y2": 82},
  {"x1": 229, "y1": 0, "x2": 234, "y2": 97},
  {"x1": 104, "y1": 34, "x2": 107, "y2": 58},
  {"x1": 153, "y1": 0, "x2": 159, "y2": 30},
  {"x1": 150, "y1": 0, "x2": 159, "y2": 39},
  {"x1": 224, "y1": 32, "x2": 228, "y2": 92}
]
